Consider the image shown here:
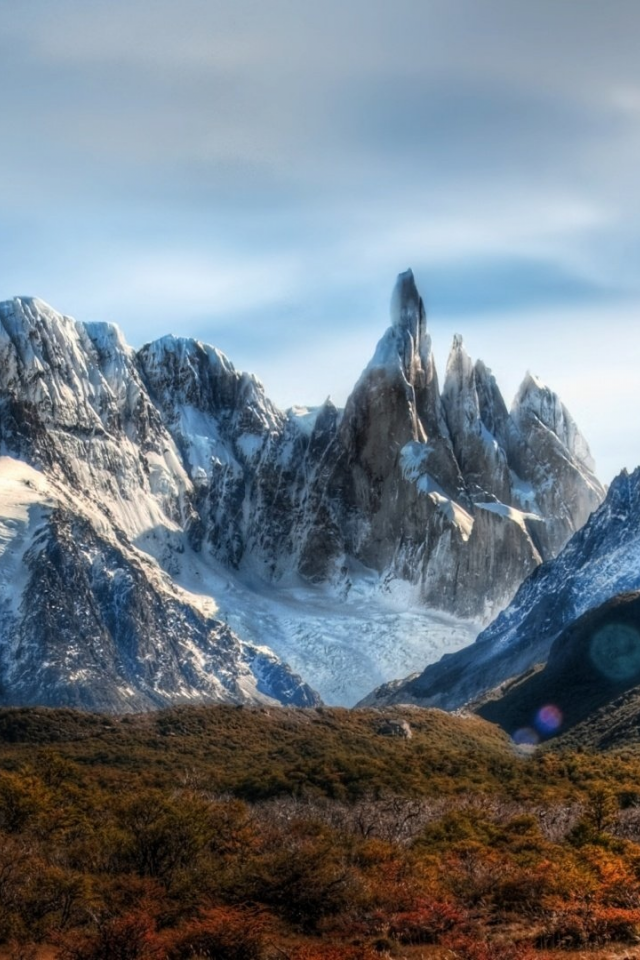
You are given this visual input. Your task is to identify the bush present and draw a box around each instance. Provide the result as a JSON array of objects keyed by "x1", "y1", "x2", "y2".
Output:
[
  {"x1": 56, "y1": 912, "x2": 161, "y2": 960},
  {"x1": 536, "y1": 902, "x2": 640, "y2": 947},
  {"x1": 164, "y1": 907, "x2": 269, "y2": 960},
  {"x1": 388, "y1": 898, "x2": 464, "y2": 944},
  {"x1": 443, "y1": 931, "x2": 536, "y2": 959}
]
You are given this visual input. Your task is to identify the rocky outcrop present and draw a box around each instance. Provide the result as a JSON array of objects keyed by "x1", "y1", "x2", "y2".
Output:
[{"x1": 377, "y1": 718, "x2": 413, "y2": 739}]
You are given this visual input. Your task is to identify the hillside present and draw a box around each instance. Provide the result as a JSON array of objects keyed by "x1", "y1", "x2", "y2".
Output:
[
  {"x1": 477, "y1": 592, "x2": 640, "y2": 747},
  {"x1": 0, "y1": 703, "x2": 514, "y2": 800}
]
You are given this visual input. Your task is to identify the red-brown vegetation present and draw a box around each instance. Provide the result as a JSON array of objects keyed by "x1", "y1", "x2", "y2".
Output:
[{"x1": 2, "y1": 705, "x2": 640, "y2": 957}]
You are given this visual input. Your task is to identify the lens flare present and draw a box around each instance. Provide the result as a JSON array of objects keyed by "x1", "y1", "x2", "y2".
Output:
[
  {"x1": 589, "y1": 623, "x2": 640, "y2": 682},
  {"x1": 512, "y1": 727, "x2": 540, "y2": 746},
  {"x1": 535, "y1": 704, "x2": 563, "y2": 735}
]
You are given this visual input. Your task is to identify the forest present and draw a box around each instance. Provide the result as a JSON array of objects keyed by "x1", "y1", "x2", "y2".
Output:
[{"x1": 2, "y1": 705, "x2": 640, "y2": 959}]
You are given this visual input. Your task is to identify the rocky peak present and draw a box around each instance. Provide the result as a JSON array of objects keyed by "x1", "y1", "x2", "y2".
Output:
[
  {"x1": 139, "y1": 336, "x2": 238, "y2": 407},
  {"x1": 390, "y1": 268, "x2": 425, "y2": 342},
  {"x1": 0, "y1": 298, "x2": 143, "y2": 430},
  {"x1": 441, "y1": 335, "x2": 511, "y2": 504},
  {"x1": 511, "y1": 372, "x2": 595, "y2": 471},
  {"x1": 138, "y1": 335, "x2": 281, "y2": 437},
  {"x1": 442, "y1": 335, "x2": 477, "y2": 413},
  {"x1": 473, "y1": 359, "x2": 510, "y2": 447},
  {"x1": 506, "y1": 372, "x2": 604, "y2": 555},
  {"x1": 362, "y1": 269, "x2": 432, "y2": 385},
  {"x1": 0, "y1": 298, "x2": 99, "y2": 423},
  {"x1": 595, "y1": 467, "x2": 640, "y2": 523}
]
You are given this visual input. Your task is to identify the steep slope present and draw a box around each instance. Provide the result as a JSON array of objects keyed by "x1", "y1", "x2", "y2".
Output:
[
  {"x1": 477, "y1": 592, "x2": 640, "y2": 744},
  {"x1": 550, "y1": 682, "x2": 640, "y2": 751},
  {"x1": 0, "y1": 457, "x2": 318, "y2": 710},
  {"x1": 365, "y1": 468, "x2": 640, "y2": 711},
  {"x1": 0, "y1": 274, "x2": 605, "y2": 708}
]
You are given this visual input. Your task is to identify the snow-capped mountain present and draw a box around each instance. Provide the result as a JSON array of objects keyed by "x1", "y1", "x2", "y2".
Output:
[
  {"x1": 0, "y1": 455, "x2": 319, "y2": 711},
  {"x1": 363, "y1": 467, "x2": 640, "y2": 712},
  {"x1": 0, "y1": 272, "x2": 604, "y2": 708}
]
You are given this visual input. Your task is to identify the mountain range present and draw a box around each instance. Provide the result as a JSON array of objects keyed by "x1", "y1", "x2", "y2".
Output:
[{"x1": 0, "y1": 271, "x2": 605, "y2": 710}]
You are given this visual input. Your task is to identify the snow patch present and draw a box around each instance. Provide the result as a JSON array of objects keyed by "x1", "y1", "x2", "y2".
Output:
[
  {"x1": 287, "y1": 405, "x2": 321, "y2": 436},
  {"x1": 476, "y1": 501, "x2": 543, "y2": 533},
  {"x1": 429, "y1": 492, "x2": 474, "y2": 541},
  {"x1": 0, "y1": 457, "x2": 55, "y2": 615},
  {"x1": 236, "y1": 434, "x2": 263, "y2": 459}
]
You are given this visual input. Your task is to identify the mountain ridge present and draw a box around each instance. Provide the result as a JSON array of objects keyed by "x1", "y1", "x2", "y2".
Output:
[{"x1": 0, "y1": 272, "x2": 605, "y2": 708}]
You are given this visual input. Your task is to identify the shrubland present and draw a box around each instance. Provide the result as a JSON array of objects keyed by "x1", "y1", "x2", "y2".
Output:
[{"x1": 2, "y1": 705, "x2": 640, "y2": 958}]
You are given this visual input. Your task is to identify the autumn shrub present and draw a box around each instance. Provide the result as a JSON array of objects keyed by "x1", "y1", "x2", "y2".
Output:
[
  {"x1": 416, "y1": 811, "x2": 498, "y2": 849},
  {"x1": 0, "y1": 835, "x2": 34, "y2": 940},
  {"x1": 206, "y1": 798, "x2": 256, "y2": 857},
  {"x1": 89, "y1": 877, "x2": 168, "y2": 926},
  {"x1": 537, "y1": 900, "x2": 640, "y2": 947},
  {"x1": 387, "y1": 897, "x2": 465, "y2": 943},
  {"x1": 233, "y1": 825, "x2": 364, "y2": 932},
  {"x1": 283, "y1": 945, "x2": 378, "y2": 960},
  {"x1": 115, "y1": 792, "x2": 216, "y2": 884},
  {"x1": 0, "y1": 773, "x2": 43, "y2": 833},
  {"x1": 440, "y1": 842, "x2": 505, "y2": 907},
  {"x1": 6, "y1": 942, "x2": 38, "y2": 960},
  {"x1": 443, "y1": 931, "x2": 537, "y2": 959},
  {"x1": 491, "y1": 860, "x2": 558, "y2": 916},
  {"x1": 56, "y1": 911, "x2": 161, "y2": 960},
  {"x1": 164, "y1": 906, "x2": 269, "y2": 960}
]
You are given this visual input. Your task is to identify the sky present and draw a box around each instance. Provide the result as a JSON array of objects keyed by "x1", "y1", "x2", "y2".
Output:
[{"x1": 1, "y1": 0, "x2": 639, "y2": 483}]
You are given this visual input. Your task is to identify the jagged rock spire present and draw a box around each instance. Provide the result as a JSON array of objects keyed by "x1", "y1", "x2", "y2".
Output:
[
  {"x1": 441, "y1": 334, "x2": 512, "y2": 504},
  {"x1": 390, "y1": 268, "x2": 426, "y2": 344},
  {"x1": 512, "y1": 372, "x2": 596, "y2": 471}
]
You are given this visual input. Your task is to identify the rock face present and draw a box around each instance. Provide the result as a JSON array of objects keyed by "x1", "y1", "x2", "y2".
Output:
[
  {"x1": 365, "y1": 468, "x2": 640, "y2": 712},
  {"x1": 294, "y1": 270, "x2": 602, "y2": 619},
  {"x1": 8, "y1": 504, "x2": 318, "y2": 712},
  {"x1": 0, "y1": 274, "x2": 604, "y2": 709}
]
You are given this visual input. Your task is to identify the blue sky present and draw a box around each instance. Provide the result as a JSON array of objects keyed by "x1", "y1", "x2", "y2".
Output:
[{"x1": 1, "y1": 0, "x2": 640, "y2": 481}]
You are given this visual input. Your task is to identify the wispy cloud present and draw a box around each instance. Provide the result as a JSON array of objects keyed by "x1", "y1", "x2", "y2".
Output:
[{"x1": 1, "y1": 0, "x2": 639, "y2": 482}]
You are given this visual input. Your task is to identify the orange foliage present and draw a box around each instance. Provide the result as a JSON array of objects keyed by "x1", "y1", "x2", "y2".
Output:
[
  {"x1": 55, "y1": 912, "x2": 161, "y2": 960},
  {"x1": 387, "y1": 898, "x2": 465, "y2": 944},
  {"x1": 162, "y1": 906, "x2": 270, "y2": 960}
]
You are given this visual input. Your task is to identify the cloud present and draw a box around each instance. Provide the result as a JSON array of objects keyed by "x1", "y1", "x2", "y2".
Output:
[{"x1": 1, "y1": 0, "x2": 639, "y2": 482}]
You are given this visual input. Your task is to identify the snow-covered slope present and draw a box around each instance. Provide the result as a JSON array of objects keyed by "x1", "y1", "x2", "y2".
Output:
[
  {"x1": 0, "y1": 456, "x2": 318, "y2": 710},
  {"x1": 363, "y1": 468, "x2": 640, "y2": 712},
  {"x1": 0, "y1": 275, "x2": 605, "y2": 709}
]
